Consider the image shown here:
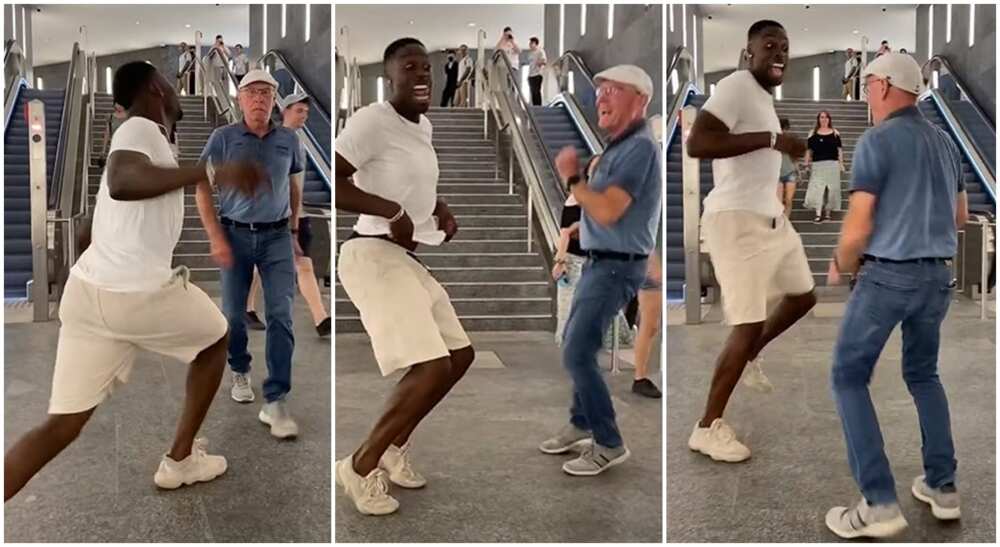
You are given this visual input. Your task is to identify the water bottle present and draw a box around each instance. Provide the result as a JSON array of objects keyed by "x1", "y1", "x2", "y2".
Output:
[{"x1": 557, "y1": 272, "x2": 570, "y2": 288}]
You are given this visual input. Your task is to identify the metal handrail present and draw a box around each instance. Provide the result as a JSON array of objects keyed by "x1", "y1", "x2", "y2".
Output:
[
  {"x1": 549, "y1": 91, "x2": 604, "y2": 153},
  {"x1": 193, "y1": 54, "x2": 239, "y2": 124},
  {"x1": 4, "y1": 41, "x2": 28, "y2": 132},
  {"x1": 667, "y1": 47, "x2": 699, "y2": 153},
  {"x1": 486, "y1": 49, "x2": 561, "y2": 254},
  {"x1": 920, "y1": 55, "x2": 995, "y2": 164},
  {"x1": 51, "y1": 42, "x2": 83, "y2": 210},
  {"x1": 259, "y1": 48, "x2": 331, "y2": 124}
]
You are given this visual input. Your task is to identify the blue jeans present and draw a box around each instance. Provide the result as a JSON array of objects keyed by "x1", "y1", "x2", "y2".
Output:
[
  {"x1": 832, "y1": 260, "x2": 957, "y2": 505},
  {"x1": 563, "y1": 256, "x2": 646, "y2": 448},
  {"x1": 221, "y1": 223, "x2": 296, "y2": 402}
]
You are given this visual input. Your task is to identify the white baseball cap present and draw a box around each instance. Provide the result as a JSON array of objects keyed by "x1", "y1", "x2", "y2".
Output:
[
  {"x1": 279, "y1": 92, "x2": 310, "y2": 110},
  {"x1": 862, "y1": 52, "x2": 925, "y2": 96},
  {"x1": 238, "y1": 68, "x2": 279, "y2": 90},
  {"x1": 593, "y1": 64, "x2": 654, "y2": 98}
]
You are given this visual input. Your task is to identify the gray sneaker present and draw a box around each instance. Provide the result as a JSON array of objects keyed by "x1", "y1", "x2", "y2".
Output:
[
  {"x1": 230, "y1": 372, "x2": 254, "y2": 403},
  {"x1": 259, "y1": 400, "x2": 299, "y2": 439},
  {"x1": 912, "y1": 475, "x2": 961, "y2": 520},
  {"x1": 539, "y1": 424, "x2": 591, "y2": 454},
  {"x1": 825, "y1": 498, "x2": 908, "y2": 539},
  {"x1": 562, "y1": 443, "x2": 630, "y2": 476}
]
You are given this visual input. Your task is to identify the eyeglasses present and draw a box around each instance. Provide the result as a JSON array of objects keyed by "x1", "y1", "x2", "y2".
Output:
[
  {"x1": 861, "y1": 77, "x2": 888, "y2": 92},
  {"x1": 242, "y1": 87, "x2": 274, "y2": 98},
  {"x1": 596, "y1": 85, "x2": 634, "y2": 99}
]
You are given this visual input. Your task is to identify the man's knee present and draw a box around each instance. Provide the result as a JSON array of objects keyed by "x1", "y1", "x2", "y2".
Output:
[{"x1": 42, "y1": 411, "x2": 93, "y2": 445}]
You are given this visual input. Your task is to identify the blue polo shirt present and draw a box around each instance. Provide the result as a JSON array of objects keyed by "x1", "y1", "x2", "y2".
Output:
[
  {"x1": 581, "y1": 121, "x2": 662, "y2": 255},
  {"x1": 199, "y1": 121, "x2": 304, "y2": 223},
  {"x1": 850, "y1": 105, "x2": 965, "y2": 260}
]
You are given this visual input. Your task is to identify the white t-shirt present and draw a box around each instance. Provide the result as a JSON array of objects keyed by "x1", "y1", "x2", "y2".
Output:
[
  {"x1": 528, "y1": 48, "x2": 547, "y2": 77},
  {"x1": 231, "y1": 53, "x2": 250, "y2": 75},
  {"x1": 500, "y1": 42, "x2": 519, "y2": 69},
  {"x1": 458, "y1": 56, "x2": 474, "y2": 82},
  {"x1": 336, "y1": 102, "x2": 445, "y2": 245},
  {"x1": 700, "y1": 70, "x2": 784, "y2": 218},
  {"x1": 72, "y1": 117, "x2": 185, "y2": 291}
]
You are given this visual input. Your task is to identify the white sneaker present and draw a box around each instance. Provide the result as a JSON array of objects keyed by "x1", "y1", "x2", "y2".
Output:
[
  {"x1": 259, "y1": 400, "x2": 299, "y2": 439},
  {"x1": 742, "y1": 358, "x2": 774, "y2": 393},
  {"x1": 688, "y1": 418, "x2": 751, "y2": 462},
  {"x1": 911, "y1": 475, "x2": 961, "y2": 520},
  {"x1": 230, "y1": 372, "x2": 254, "y2": 403},
  {"x1": 335, "y1": 457, "x2": 399, "y2": 516},
  {"x1": 825, "y1": 498, "x2": 908, "y2": 539},
  {"x1": 379, "y1": 443, "x2": 426, "y2": 488},
  {"x1": 154, "y1": 438, "x2": 228, "y2": 489}
]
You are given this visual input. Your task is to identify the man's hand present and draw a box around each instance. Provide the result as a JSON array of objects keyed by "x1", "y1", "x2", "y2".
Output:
[
  {"x1": 437, "y1": 206, "x2": 459, "y2": 242},
  {"x1": 555, "y1": 146, "x2": 580, "y2": 181},
  {"x1": 551, "y1": 260, "x2": 566, "y2": 281},
  {"x1": 215, "y1": 162, "x2": 268, "y2": 197},
  {"x1": 827, "y1": 260, "x2": 842, "y2": 286},
  {"x1": 774, "y1": 133, "x2": 807, "y2": 159},
  {"x1": 292, "y1": 237, "x2": 305, "y2": 258},
  {"x1": 389, "y1": 207, "x2": 415, "y2": 247},
  {"x1": 210, "y1": 235, "x2": 234, "y2": 269}
]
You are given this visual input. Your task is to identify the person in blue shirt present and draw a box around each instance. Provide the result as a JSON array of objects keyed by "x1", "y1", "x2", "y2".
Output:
[
  {"x1": 196, "y1": 69, "x2": 304, "y2": 440},
  {"x1": 824, "y1": 53, "x2": 969, "y2": 539},
  {"x1": 538, "y1": 65, "x2": 662, "y2": 476}
]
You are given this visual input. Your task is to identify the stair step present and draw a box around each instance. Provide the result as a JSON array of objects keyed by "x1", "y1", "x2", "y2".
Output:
[{"x1": 336, "y1": 315, "x2": 552, "y2": 333}]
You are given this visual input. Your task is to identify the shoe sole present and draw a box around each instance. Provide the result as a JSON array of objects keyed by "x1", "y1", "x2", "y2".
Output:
[
  {"x1": 827, "y1": 514, "x2": 908, "y2": 539},
  {"x1": 562, "y1": 447, "x2": 631, "y2": 476},
  {"x1": 742, "y1": 380, "x2": 774, "y2": 394},
  {"x1": 911, "y1": 483, "x2": 961, "y2": 520},
  {"x1": 688, "y1": 443, "x2": 751, "y2": 463},
  {"x1": 335, "y1": 459, "x2": 399, "y2": 516},
  {"x1": 231, "y1": 392, "x2": 255, "y2": 403},
  {"x1": 258, "y1": 410, "x2": 298, "y2": 439},
  {"x1": 539, "y1": 437, "x2": 592, "y2": 455},
  {"x1": 155, "y1": 466, "x2": 227, "y2": 490}
]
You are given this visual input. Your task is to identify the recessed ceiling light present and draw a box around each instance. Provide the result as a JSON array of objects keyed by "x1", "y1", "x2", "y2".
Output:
[
  {"x1": 408, "y1": 20, "x2": 414, "y2": 25},
  {"x1": 135, "y1": 20, "x2": 140, "y2": 25},
  {"x1": 467, "y1": 22, "x2": 475, "y2": 27},
  {"x1": 803, "y1": 27, "x2": 808, "y2": 31},
  {"x1": 185, "y1": 24, "x2": 191, "y2": 29}
]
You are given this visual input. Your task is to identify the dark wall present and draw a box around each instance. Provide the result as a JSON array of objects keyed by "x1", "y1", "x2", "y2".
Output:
[
  {"x1": 250, "y1": 4, "x2": 331, "y2": 114},
  {"x1": 704, "y1": 50, "x2": 875, "y2": 101},
  {"x1": 916, "y1": 3, "x2": 995, "y2": 123},
  {"x1": 544, "y1": 4, "x2": 663, "y2": 114},
  {"x1": 358, "y1": 48, "x2": 485, "y2": 107}
]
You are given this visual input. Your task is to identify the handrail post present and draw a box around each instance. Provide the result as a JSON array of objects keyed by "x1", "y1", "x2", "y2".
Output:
[
  {"x1": 681, "y1": 105, "x2": 702, "y2": 324},
  {"x1": 508, "y1": 145, "x2": 514, "y2": 195},
  {"x1": 28, "y1": 99, "x2": 49, "y2": 321},
  {"x1": 981, "y1": 217, "x2": 990, "y2": 320},
  {"x1": 526, "y1": 185, "x2": 533, "y2": 253}
]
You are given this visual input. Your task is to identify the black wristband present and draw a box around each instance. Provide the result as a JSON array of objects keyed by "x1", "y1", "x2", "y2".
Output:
[{"x1": 567, "y1": 175, "x2": 582, "y2": 188}]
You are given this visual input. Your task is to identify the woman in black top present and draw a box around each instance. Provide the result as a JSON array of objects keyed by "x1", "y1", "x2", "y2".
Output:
[{"x1": 803, "y1": 110, "x2": 845, "y2": 222}]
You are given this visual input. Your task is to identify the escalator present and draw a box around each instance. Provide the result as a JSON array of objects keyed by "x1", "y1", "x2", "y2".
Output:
[
  {"x1": 4, "y1": 88, "x2": 65, "y2": 299},
  {"x1": 665, "y1": 47, "x2": 701, "y2": 302},
  {"x1": 919, "y1": 56, "x2": 995, "y2": 215}
]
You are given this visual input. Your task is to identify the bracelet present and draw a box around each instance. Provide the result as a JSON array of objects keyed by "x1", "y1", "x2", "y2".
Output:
[
  {"x1": 388, "y1": 206, "x2": 405, "y2": 223},
  {"x1": 205, "y1": 161, "x2": 217, "y2": 190}
]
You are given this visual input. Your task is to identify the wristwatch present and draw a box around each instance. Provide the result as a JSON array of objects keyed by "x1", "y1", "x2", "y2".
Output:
[
  {"x1": 205, "y1": 160, "x2": 217, "y2": 191},
  {"x1": 769, "y1": 132, "x2": 778, "y2": 150}
]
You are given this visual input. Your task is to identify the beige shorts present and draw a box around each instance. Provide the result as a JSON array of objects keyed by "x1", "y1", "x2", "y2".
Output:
[
  {"x1": 337, "y1": 237, "x2": 471, "y2": 376},
  {"x1": 703, "y1": 210, "x2": 815, "y2": 325},
  {"x1": 49, "y1": 269, "x2": 228, "y2": 414}
]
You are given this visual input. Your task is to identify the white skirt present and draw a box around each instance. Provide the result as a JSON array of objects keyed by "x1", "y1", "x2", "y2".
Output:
[{"x1": 804, "y1": 160, "x2": 843, "y2": 212}]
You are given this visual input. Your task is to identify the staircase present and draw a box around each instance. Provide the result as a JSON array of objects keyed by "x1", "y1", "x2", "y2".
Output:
[
  {"x1": 777, "y1": 98, "x2": 869, "y2": 288},
  {"x1": 918, "y1": 99, "x2": 996, "y2": 215},
  {"x1": 4, "y1": 88, "x2": 65, "y2": 299},
  {"x1": 335, "y1": 106, "x2": 554, "y2": 332},
  {"x1": 665, "y1": 95, "x2": 870, "y2": 301},
  {"x1": 88, "y1": 93, "x2": 220, "y2": 286}
]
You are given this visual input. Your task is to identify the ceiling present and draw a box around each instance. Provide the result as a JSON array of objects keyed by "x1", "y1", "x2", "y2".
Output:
[
  {"x1": 335, "y1": 4, "x2": 545, "y2": 65},
  {"x1": 28, "y1": 4, "x2": 250, "y2": 66},
  {"x1": 698, "y1": 4, "x2": 917, "y2": 73}
]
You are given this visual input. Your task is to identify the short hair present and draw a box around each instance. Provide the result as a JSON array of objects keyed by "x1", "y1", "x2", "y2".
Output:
[
  {"x1": 503, "y1": 27, "x2": 512, "y2": 33},
  {"x1": 529, "y1": 37, "x2": 539, "y2": 45},
  {"x1": 215, "y1": 34, "x2": 223, "y2": 40},
  {"x1": 779, "y1": 117, "x2": 790, "y2": 130},
  {"x1": 747, "y1": 20, "x2": 785, "y2": 40},
  {"x1": 383, "y1": 37, "x2": 425, "y2": 64},
  {"x1": 881, "y1": 40, "x2": 888, "y2": 44},
  {"x1": 113, "y1": 61, "x2": 158, "y2": 109},
  {"x1": 460, "y1": 44, "x2": 468, "y2": 49},
  {"x1": 235, "y1": 43, "x2": 243, "y2": 49}
]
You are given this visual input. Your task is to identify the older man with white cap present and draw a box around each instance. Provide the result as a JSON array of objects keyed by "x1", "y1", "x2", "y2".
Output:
[
  {"x1": 195, "y1": 68, "x2": 305, "y2": 439},
  {"x1": 823, "y1": 53, "x2": 969, "y2": 539},
  {"x1": 538, "y1": 64, "x2": 662, "y2": 476}
]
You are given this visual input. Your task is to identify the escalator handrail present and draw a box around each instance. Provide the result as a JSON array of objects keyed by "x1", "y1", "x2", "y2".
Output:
[
  {"x1": 193, "y1": 54, "x2": 240, "y2": 124},
  {"x1": 51, "y1": 42, "x2": 85, "y2": 212},
  {"x1": 4, "y1": 78, "x2": 27, "y2": 135},
  {"x1": 919, "y1": 89, "x2": 996, "y2": 203},
  {"x1": 548, "y1": 91, "x2": 604, "y2": 154},
  {"x1": 487, "y1": 49, "x2": 561, "y2": 253},
  {"x1": 490, "y1": 49, "x2": 565, "y2": 199},
  {"x1": 921, "y1": 55, "x2": 995, "y2": 131},
  {"x1": 258, "y1": 49, "x2": 332, "y2": 124},
  {"x1": 667, "y1": 47, "x2": 700, "y2": 148}
]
